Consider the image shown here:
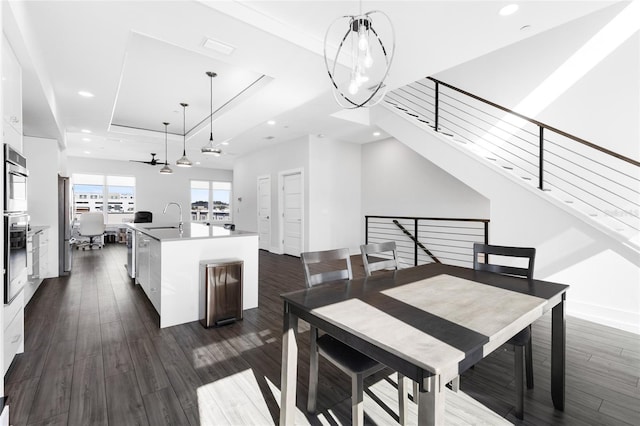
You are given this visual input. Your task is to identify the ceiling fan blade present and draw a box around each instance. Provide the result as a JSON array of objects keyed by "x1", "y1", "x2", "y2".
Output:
[{"x1": 130, "y1": 160, "x2": 151, "y2": 164}]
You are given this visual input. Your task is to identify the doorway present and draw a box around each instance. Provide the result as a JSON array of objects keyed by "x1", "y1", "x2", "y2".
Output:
[
  {"x1": 257, "y1": 175, "x2": 271, "y2": 251},
  {"x1": 279, "y1": 170, "x2": 304, "y2": 256}
]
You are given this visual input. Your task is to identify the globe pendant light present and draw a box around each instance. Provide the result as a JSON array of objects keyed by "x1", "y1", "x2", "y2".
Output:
[
  {"x1": 201, "y1": 71, "x2": 222, "y2": 156},
  {"x1": 159, "y1": 122, "x2": 173, "y2": 174},
  {"x1": 176, "y1": 102, "x2": 192, "y2": 167},
  {"x1": 323, "y1": 0, "x2": 395, "y2": 108}
]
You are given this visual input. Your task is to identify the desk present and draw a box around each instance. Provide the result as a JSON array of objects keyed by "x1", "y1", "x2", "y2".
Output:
[{"x1": 279, "y1": 263, "x2": 568, "y2": 425}]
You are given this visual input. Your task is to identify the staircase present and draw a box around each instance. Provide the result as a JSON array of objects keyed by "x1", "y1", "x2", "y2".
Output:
[{"x1": 378, "y1": 77, "x2": 639, "y2": 250}]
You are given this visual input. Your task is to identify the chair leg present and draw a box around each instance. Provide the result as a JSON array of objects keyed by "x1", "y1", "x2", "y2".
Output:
[
  {"x1": 307, "y1": 327, "x2": 319, "y2": 414},
  {"x1": 352, "y1": 372, "x2": 364, "y2": 426},
  {"x1": 398, "y1": 374, "x2": 409, "y2": 425},
  {"x1": 525, "y1": 335, "x2": 534, "y2": 389},
  {"x1": 450, "y1": 375, "x2": 460, "y2": 393},
  {"x1": 515, "y1": 345, "x2": 525, "y2": 420}
]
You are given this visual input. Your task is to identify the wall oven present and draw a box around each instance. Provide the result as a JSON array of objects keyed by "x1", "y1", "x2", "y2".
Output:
[
  {"x1": 4, "y1": 213, "x2": 28, "y2": 303},
  {"x1": 5, "y1": 144, "x2": 28, "y2": 213}
]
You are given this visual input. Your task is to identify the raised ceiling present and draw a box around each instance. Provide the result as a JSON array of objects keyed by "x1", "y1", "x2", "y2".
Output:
[{"x1": 4, "y1": 0, "x2": 617, "y2": 170}]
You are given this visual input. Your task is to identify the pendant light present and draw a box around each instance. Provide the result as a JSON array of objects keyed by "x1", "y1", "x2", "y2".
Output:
[
  {"x1": 201, "y1": 71, "x2": 222, "y2": 156},
  {"x1": 176, "y1": 102, "x2": 192, "y2": 167},
  {"x1": 159, "y1": 122, "x2": 173, "y2": 174},
  {"x1": 323, "y1": 0, "x2": 395, "y2": 108}
]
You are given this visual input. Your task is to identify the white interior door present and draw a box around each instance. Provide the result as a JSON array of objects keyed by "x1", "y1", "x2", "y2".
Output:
[
  {"x1": 282, "y1": 172, "x2": 302, "y2": 256},
  {"x1": 257, "y1": 175, "x2": 271, "y2": 251}
]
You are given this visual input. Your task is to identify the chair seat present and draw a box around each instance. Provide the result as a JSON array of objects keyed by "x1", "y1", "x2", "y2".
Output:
[
  {"x1": 507, "y1": 326, "x2": 531, "y2": 347},
  {"x1": 317, "y1": 334, "x2": 380, "y2": 374}
]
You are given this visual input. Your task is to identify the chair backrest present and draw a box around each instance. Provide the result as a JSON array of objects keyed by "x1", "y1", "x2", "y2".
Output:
[
  {"x1": 360, "y1": 241, "x2": 399, "y2": 277},
  {"x1": 79, "y1": 212, "x2": 106, "y2": 236},
  {"x1": 301, "y1": 248, "x2": 353, "y2": 288},
  {"x1": 134, "y1": 211, "x2": 153, "y2": 223},
  {"x1": 473, "y1": 243, "x2": 536, "y2": 280}
]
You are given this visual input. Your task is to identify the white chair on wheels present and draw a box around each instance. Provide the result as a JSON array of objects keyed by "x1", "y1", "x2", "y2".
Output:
[
  {"x1": 76, "y1": 212, "x2": 106, "y2": 250},
  {"x1": 301, "y1": 248, "x2": 408, "y2": 425}
]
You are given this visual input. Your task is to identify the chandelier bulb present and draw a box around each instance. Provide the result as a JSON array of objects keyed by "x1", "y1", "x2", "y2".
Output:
[
  {"x1": 348, "y1": 79, "x2": 359, "y2": 95},
  {"x1": 357, "y1": 25, "x2": 368, "y2": 51},
  {"x1": 364, "y1": 50, "x2": 373, "y2": 68}
]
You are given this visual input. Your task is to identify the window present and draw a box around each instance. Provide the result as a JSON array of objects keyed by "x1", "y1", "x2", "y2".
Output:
[
  {"x1": 72, "y1": 174, "x2": 136, "y2": 224},
  {"x1": 190, "y1": 180, "x2": 232, "y2": 222}
]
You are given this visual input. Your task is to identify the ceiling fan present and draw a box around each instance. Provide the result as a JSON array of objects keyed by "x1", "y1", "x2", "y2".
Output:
[{"x1": 130, "y1": 153, "x2": 163, "y2": 166}]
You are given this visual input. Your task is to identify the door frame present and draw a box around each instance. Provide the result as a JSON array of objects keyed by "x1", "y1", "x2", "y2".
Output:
[
  {"x1": 278, "y1": 168, "x2": 304, "y2": 256},
  {"x1": 257, "y1": 174, "x2": 271, "y2": 251}
]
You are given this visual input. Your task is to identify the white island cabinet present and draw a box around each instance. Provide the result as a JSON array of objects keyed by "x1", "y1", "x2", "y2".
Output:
[{"x1": 129, "y1": 223, "x2": 258, "y2": 328}]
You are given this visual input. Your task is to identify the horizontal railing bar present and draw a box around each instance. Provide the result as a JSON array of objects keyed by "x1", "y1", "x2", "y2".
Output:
[
  {"x1": 545, "y1": 137, "x2": 640, "y2": 183},
  {"x1": 428, "y1": 77, "x2": 640, "y2": 167},
  {"x1": 366, "y1": 215, "x2": 489, "y2": 223},
  {"x1": 438, "y1": 113, "x2": 540, "y2": 165},
  {"x1": 438, "y1": 91, "x2": 540, "y2": 142}
]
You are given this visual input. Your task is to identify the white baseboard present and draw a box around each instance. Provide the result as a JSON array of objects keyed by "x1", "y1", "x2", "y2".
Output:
[{"x1": 567, "y1": 300, "x2": 640, "y2": 335}]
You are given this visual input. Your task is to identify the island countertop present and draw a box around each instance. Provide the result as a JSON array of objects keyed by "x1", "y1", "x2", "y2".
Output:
[{"x1": 127, "y1": 222, "x2": 257, "y2": 242}]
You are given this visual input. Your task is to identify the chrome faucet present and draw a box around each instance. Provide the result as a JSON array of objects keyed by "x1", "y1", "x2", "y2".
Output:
[{"x1": 163, "y1": 202, "x2": 183, "y2": 233}]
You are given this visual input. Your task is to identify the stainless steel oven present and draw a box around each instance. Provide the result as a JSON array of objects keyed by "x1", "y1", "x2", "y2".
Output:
[
  {"x1": 4, "y1": 213, "x2": 28, "y2": 303},
  {"x1": 4, "y1": 144, "x2": 28, "y2": 213}
]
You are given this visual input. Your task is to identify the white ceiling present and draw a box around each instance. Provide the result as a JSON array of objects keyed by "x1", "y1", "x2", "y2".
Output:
[{"x1": 4, "y1": 0, "x2": 616, "y2": 170}]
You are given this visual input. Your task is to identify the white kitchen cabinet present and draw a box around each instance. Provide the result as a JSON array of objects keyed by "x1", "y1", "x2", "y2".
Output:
[
  {"x1": 25, "y1": 228, "x2": 49, "y2": 305},
  {"x1": 133, "y1": 232, "x2": 161, "y2": 314},
  {"x1": 3, "y1": 291, "x2": 24, "y2": 375},
  {"x1": 2, "y1": 35, "x2": 23, "y2": 144},
  {"x1": 148, "y1": 238, "x2": 161, "y2": 313},
  {"x1": 39, "y1": 228, "x2": 49, "y2": 278}
]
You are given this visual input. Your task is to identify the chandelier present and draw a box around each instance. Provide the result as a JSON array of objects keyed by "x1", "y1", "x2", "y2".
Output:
[
  {"x1": 176, "y1": 102, "x2": 192, "y2": 167},
  {"x1": 159, "y1": 121, "x2": 173, "y2": 174},
  {"x1": 201, "y1": 71, "x2": 222, "y2": 156},
  {"x1": 324, "y1": 2, "x2": 395, "y2": 108}
]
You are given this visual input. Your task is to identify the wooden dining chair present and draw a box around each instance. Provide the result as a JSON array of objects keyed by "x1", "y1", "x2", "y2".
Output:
[
  {"x1": 301, "y1": 248, "x2": 408, "y2": 425},
  {"x1": 473, "y1": 242, "x2": 536, "y2": 420},
  {"x1": 360, "y1": 241, "x2": 399, "y2": 277}
]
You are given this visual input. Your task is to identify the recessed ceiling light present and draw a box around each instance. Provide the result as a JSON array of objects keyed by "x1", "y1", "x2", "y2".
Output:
[
  {"x1": 221, "y1": 141, "x2": 229, "y2": 146},
  {"x1": 83, "y1": 150, "x2": 91, "y2": 155},
  {"x1": 520, "y1": 24, "x2": 531, "y2": 31},
  {"x1": 373, "y1": 131, "x2": 381, "y2": 136},
  {"x1": 264, "y1": 136, "x2": 275, "y2": 140},
  {"x1": 195, "y1": 161, "x2": 201, "y2": 165},
  {"x1": 202, "y1": 37, "x2": 236, "y2": 55},
  {"x1": 499, "y1": 4, "x2": 519, "y2": 16},
  {"x1": 82, "y1": 138, "x2": 91, "y2": 142},
  {"x1": 267, "y1": 120, "x2": 276, "y2": 125},
  {"x1": 81, "y1": 129, "x2": 91, "y2": 134},
  {"x1": 78, "y1": 90, "x2": 94, "y2": 98}
]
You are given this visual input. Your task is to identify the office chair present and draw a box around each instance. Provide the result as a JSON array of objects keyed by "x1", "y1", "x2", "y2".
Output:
[
  {"x1": 76, "y1": 212, "x2": 106, "y2": 250},
  {"x1": 133, "y1": 211, "x2": 153, "y2": 223},
  {"x1": 301, "y1": 248, "x2": 407, "y2": 425},
  {"x1": 473, "y1": 242, "x2": 536, "y2": 420}
]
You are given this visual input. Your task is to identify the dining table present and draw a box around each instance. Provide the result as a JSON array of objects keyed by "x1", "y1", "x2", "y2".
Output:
[{"x1": 279, "y1": 262, "x2": 569, "y2": 426}]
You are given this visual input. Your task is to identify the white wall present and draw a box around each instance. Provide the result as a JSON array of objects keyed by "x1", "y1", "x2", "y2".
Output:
[
  {"x1": 233, "y1": 137, "x2": 309, "y2": 252},
  {"x1": 434, "y1": 2, "x2": 639, "y2": 161},
  {"x1": 308, "y1": 135, "x2": 362, "y2": 252},
  {"x1": 67, "y1": 157, "x2": 232, "y2": 224},
  {"x1": 23, "y1": 136, "x2": 60, "y2": 279},
  {"x1": 361, "y1": 138, "x2": 490, "y2": 219},
  {"x1": 377, "y1": 107, "x2": 640, "y2": 334}
]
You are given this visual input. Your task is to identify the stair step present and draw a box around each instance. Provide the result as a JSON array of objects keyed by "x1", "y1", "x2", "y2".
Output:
[
  {"x1": 521, "y1": 177, "x2": 532, "y2": 181},
  {"x1": 502, "y1": 166, "x2": 513, "y2": 170}
]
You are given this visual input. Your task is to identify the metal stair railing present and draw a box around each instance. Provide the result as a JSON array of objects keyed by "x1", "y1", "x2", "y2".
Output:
[
  {"x1": 365, "y1": 215, "x2": 489, "y2": 268},
  {"x1": 384, "y1": 77, "x2": 640, "y2": 237}
]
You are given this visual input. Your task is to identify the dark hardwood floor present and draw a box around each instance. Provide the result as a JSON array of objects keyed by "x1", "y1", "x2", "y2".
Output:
[{"x1": 5, "y1": 244, "x2": 640, "y2": 425}]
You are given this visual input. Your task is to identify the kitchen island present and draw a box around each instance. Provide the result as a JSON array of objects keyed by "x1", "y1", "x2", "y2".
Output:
[{"x1": 127, "y1": 222, "x2": 258, "y2": 328}]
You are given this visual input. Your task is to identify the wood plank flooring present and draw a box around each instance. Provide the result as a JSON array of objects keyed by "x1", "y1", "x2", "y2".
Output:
[{"x1": 5, "y1": 244, "x2": 640, "y2": 425}]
